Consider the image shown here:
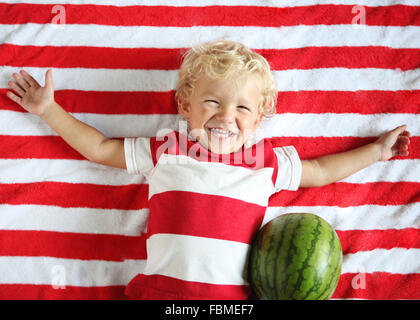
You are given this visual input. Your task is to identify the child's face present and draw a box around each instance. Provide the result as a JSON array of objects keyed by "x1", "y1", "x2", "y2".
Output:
[{"x1": 179, "y1": 73, "x2": 264, "y2": 154}]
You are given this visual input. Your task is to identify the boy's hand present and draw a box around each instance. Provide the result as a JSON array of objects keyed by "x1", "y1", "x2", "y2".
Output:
[
  {"x1": 301, "y1": 124, "x2": 411, "y2": 188},
  {"x1": 7, "y1": 69, "x2": 55, "y2": 117},
  {"x1": 375, "y1": 125, "x2": 410, "y2": 161}
]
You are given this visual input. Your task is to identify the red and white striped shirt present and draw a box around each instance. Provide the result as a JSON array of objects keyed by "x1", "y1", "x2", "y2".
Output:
[{"x1": 124, "y1": 130, "x2": 301, "y2": 299}]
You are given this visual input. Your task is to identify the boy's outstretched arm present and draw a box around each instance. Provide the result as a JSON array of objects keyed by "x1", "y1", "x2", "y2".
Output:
[
  {"x1": 300, "y1": 125, "x2": 410, "y2": 188},
  {"x1": 7, "y1": 69, "x2": 126, "y2": 169}
]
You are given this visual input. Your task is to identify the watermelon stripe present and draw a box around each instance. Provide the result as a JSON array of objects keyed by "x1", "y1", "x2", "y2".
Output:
[
  {"x1": 263, "y1": 222, "x2": 277, "y2": 298},
  {"x1": 271, "y1": 214, "x2": 290, "y2": 299},
  {"x1": 282, "y1": 214, "x2": 301, "y2": 298},
  {"x1": 293, "y1": 215, "x2": 321, "y2": 299},
  {"x1": 253, "y1": 226, "x2": 266, "y2": 299},
  {"x1": 323, "y1": 229, "x2": 343, "y2": 299},
  {"x1": 315, "y1": 231, "x2": 330, "y2": 298},
  {"x1": 277, "y1": 215, "x2": 294, "y2": 298},
  {"x1": 311, "y1": 217, "x2": 332, "y2": 300}
]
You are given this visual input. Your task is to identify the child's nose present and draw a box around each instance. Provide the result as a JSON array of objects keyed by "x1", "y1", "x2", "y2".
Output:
[{"x1": 215, "y1": 105, "x2": 235, "y2": 122}]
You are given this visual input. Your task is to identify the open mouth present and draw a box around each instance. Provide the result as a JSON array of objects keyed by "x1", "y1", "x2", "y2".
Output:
[{"x1": 206, "y1": 127, "x2": 238, "y2": 140}]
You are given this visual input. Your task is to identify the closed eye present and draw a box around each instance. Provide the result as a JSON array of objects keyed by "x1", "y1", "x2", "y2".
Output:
[
  {"x1": 205, "y1": 100, "x2": 219, "y2": 104},
  {"x1": 238, "y1": 105, "x2": 250, "y2": 111}
]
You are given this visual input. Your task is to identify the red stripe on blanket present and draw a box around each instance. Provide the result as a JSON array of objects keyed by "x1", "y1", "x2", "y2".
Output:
[
  {"x1": 148, "y1": 191, "x2": 266, "y2": 244},
  {"x1": 1, "y1": 4, "x2": 419, "y2": 26},
  {"x1": 2, "y1": 89, "x2": 418, "y2": 115},
  {"x1": 0, "y1": 135, "x2": 89, "y2": 159},
  {"x1": 0, "y1": 182, "x2": 149, "y2": 210},
  {"x1": 0, "y1": 44, "x2": 184, "y2": 70},
  {"x1": 259, "y1": 47, "x2": 420, "y2": 71},
  {"x1": 2, "y1": 228, "x2": 419, "y2": 263},
  {"x1": 333, "y1": 272, "x2": 420, "y2": 300},
  {"x1": 2, "y1": 135, "x2": 419, "y2": 161},
  {"x1": 0, "y1": 181, "x2": 417, "y2": 207},
  {"x1": 269, "y1": 182, "x2": 420, "y2": 207},
  {"x1": 272, "y1": 136, "x2": 420, "y2": 160},
  {"x1": 125, "y1": 273, "x2": 251, "y2": 300},
  {"x1": 2, "y1": 228, "x2": 419, "y2": 262},
  {"x1": 0, "y1": 89, "x2": 178, "y2": 114},
  {"x1": 275, "y1": 90, "x2": 420, "y2": 114},
  {"x1": 2, "y1": 274, "x2": 420, "y2": 300},
  {"x1": 0, "y1": 230, "x2": 147, "y2": 260},
  {"x1": 2, "y1": 44, "x2": 419, "y2": 71},
  {"x1": 1, "y1": 0, "x2": 418, "y2": 301},
  {"x1": 0, "y1": 284, "x2": 127, "y2": 300},
  {"x1": 338, "y1": 228, "x2": 420, "y2": 254}
]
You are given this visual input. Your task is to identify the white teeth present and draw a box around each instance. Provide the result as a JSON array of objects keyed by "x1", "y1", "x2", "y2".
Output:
[
  {"x1": 209, "y1": 128, "x2": 236, "y2": 138},
  {"x1": 212, "y1": 128, "x2": 231, "y2": 134}
]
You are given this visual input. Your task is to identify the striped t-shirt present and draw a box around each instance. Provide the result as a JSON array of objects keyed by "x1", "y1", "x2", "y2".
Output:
[{"x1": 123, "y1": 130, "x2": 301, "y2": 299}]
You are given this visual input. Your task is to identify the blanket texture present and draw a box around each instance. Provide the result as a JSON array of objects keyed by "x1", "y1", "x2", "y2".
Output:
[{"x1": 0, "y1": 0, "x2": 419, "y2": 299}]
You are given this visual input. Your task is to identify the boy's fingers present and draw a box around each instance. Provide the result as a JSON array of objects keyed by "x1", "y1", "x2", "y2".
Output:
[
  {"x1": 20, "y1": 70, "x2": 39, "y2": 87},
  {"x1": 398, "y1": 142, "x2": 408, "y2": 150},
  {"x1": 8, "y1": 81, "x2": 25, "y2": 96},
  {"x1": 388, "y1": 125, "x2": 408, "y2": 140},
  {"x1": 396, "y1": 124, "x2": 407, "y2": 132},
  {"x1": 392, "y1": 143, "x2": 408, "y2": 155},
  {"x1": 45, "y1": 69, "x2": 54, "y2": 88},
  {"x1": 398, "y1": 150, "x2": 409, "y2": 156},
  {"x1": 13, "y1": 72, "x2": 30, "y2": 90},
  {"x1": 6, "y1": 91, "x2": 22, "y2": 105},
  {"x1": 398, "y1": 136, "x2": 410, "y2": 144}
]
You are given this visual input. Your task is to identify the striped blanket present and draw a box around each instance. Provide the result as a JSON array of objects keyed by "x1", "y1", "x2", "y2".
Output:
[{"x1": 0, "y1": 0, "x2": 419, "y2": 300}]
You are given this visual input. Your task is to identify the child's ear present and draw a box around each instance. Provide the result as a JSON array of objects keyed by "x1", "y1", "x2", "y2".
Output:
[
  {"x1": 177, "y1": 100, "x2": 191, "y2": 119},
  {"x1": 254, "y1": 113, "x2": 264, "y2": 129}
]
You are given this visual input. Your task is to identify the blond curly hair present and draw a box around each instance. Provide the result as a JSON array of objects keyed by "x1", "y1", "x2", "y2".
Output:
[{"x1": 175, "y1": 39, "x2": 277, "y2": 118}]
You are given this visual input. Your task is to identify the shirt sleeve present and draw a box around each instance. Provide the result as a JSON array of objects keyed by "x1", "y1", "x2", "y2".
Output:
[
  {"x1": 124, "y1": 137, "x2": 156, "y2": 179},
  {"x1": 273, "y1": 146, "x2": 302, "y2": 192}
]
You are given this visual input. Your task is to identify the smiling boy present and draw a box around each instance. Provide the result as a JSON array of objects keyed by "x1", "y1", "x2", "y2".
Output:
[
  {"x1": 6, "y1": 40, "x2": 410, "y2": 299},
  {"x1": 180, "y1": 73, "x2": 262, "y2": 154}
]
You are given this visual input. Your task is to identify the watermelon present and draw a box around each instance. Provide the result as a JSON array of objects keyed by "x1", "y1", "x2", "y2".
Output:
[{"x1": 248, "y1": 213, "x2": 342, "y2": 300}]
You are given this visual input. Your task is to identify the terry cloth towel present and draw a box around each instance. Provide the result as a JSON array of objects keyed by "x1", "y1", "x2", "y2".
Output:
[{"x1": 0, "y1": 0, "x2": 419, "y2": 299}]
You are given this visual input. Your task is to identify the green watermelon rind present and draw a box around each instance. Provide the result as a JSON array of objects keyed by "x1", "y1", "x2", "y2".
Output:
[{"x1": 249, "y1": 213, "x2": 343, "y2": 300}]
